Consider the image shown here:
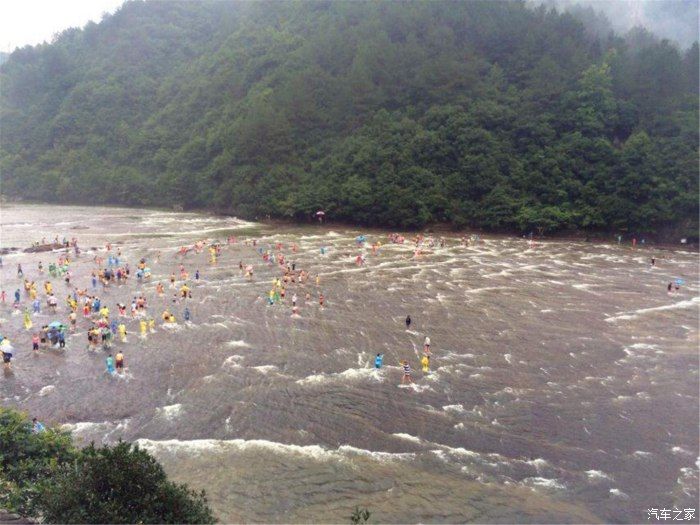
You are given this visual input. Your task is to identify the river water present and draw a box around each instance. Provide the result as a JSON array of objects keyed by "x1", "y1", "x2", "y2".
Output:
[{"x1": 0, "y1": 204, "x2": 698, "y2": 523}]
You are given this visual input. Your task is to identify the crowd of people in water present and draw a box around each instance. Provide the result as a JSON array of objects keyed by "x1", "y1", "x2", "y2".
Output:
[
  {"x1": 1, "y1": 232, "x2": 447, "y2": 382},
  {"x1": 0, "y1": 230, "x2": 681, "y2": 389}
]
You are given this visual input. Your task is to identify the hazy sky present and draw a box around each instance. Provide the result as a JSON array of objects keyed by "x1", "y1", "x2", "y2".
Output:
[
  {"x1": 0, "y1": 0, "x2": 124, "y2": 53},
  {"x1": 1, "y1": 0, "x2": 697, "y2": 54}
]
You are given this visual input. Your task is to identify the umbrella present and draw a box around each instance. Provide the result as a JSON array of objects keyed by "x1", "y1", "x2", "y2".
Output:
[
  {"x1": 315, "y1": 211, "x2": 325, "y2": 216},
  {"x1": 48, "y1": 321, "x2": 66, "y2": 330},
  {"x1": 675, "y1": 278, "x2": 685, "y2": 285}
]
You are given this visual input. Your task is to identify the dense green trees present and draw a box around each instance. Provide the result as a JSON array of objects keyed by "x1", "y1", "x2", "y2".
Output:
[
  {"x1": 39, "y1": 442, "x2": 214, "y2": 524},
  {"x1": 0, "y1": 408, "x2": 214, "y2": 524},
  {"x1": 0, "y1": 408, "x2": 75, "y2": 516},
  {"x1": 0, "y1": 0, "x2": 697, "y2": 237}
]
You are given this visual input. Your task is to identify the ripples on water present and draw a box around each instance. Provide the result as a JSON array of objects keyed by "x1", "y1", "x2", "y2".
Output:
[{"x1": 1, "y1": 204, "x2": 698, "y2": 523}]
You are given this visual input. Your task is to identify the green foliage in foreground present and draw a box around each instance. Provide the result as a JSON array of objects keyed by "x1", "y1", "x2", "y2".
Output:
[
  {"x1": 0, "y1": 1, "x2": 698, "y2": 236},
  {"x1": 350, "y1": 506, "x2": 372, "y2": 524},
  {"x1": 0, "y1": 408, "x2": 215, "y2": 524},
  {"x1": 0, "y1": 408, "x2": 75, "y2": 516}
]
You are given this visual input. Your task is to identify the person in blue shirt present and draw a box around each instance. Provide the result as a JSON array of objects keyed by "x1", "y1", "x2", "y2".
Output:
[
  {"x1": 195, "y1": 270, "x2": 200, "y2": 281},
  {"x1": 32, "y1": 298, "x2": 41, "y2": 313},
  {"x1": 32, "y1": 418, "x2": 45, "y2": 433},
  {"x1": 14, "y1": 289, "x2": 20, "y2": 303},
  {"x1": 184, "y1": 307, "x2": 191, "y2": 322},
  {"x1": 375, "y1": 353, "x2": 383, "y2": 369},
  {"x1": 106, "y1": 354, "x2": 115, "y2": 375}
]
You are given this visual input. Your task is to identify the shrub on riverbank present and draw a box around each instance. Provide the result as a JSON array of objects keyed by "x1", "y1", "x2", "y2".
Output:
[{"x1": 0, "y1": 408, "x2": 215, "y2": 524}]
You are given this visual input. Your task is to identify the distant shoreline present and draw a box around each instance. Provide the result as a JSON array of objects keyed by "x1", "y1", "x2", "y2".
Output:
[{"x1": 1, "y1": 198, "x2": 697, "y2": 252}]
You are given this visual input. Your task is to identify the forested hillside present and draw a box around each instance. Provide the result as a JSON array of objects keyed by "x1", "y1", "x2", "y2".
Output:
[{"x1": 1, "y1": 0, "x2": 697, "y2": 235}]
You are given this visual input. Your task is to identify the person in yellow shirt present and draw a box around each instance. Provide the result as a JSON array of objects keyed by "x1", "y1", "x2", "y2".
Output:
[
  {"x1": 23, "y1": 309, "x2": 33, "y2": 330},
  {"x1": 99, "y1": 306, "x2": 109, "y2": 319},
  {"x1": 118, "y1": 323, "x2": 127, "y2": 342},
  {"x1": 140, "y1": 319, "x2": 147, "y2": 337},
  {"x1": 421, "y1": 354, "x2": 430, "y2": 374}
]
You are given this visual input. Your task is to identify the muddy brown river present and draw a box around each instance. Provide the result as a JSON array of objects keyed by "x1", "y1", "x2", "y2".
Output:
[{"x1": 1, "y1": 204, "x2": 698, "y2": 523}]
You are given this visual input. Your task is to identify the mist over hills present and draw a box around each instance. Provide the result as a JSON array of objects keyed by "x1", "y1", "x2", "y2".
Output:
[
  {"x1": 1, "y1": 0, "x2": 697, "y2": 236},
  {"x1": 538, "y1": 0, "x2": 699, "y2": 49}
]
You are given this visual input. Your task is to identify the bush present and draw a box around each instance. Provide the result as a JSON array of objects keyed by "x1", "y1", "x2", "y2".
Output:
[
  {"x1": 350, "y1": 506, "x2": 371, "y2": 524},
  {"x1": 0, "y1": 408, "x2": 215, "y2": 524},
  {"x1": 0, "y1": 407, "x2": 75, "y2": 516},
  {"x1": 36, "y1": 441, "x2": 215, "y2": 524}
]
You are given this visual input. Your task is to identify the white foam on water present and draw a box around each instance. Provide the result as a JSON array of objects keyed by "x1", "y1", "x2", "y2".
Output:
[
  {"x1": 629, "y1": 343, "x2": 659, "y2": 350},
  {"x1": 504, "y1": 354, "x2": 513, "y2": 364},
  {"x1": 398, "y1": 383, "x2": 435, "y2": 393},
  {"x1": 38, "y1": 385, "x2": 55, "y2": 396},
  {"x1": 572, "y1": 283, "x2": 599, "y2": 294},
  {"x1": 671, "y1": 446, "x2": 693, "y2": 456},
  {"x1": 392, "y1": 433, "x2": 422, "y2": 443},
  {"x1": 136, "y1": 438, "x2": 414, "y2": 464},
  {"x1": 523, "y1": 477, "x2": 566, "y2": 490},
  {"x1": 62, "y1": 418, "x2": 131, "y2": 442},
  {"x1": 337, "y1": 445, "x2": 417, "y2": 461},
  {"x1": 157, "y1": 404, "x2": 183, "y2": 420},
  {"x1": 62, "y1": 421, "x2": 110, "y2": 434},
  {"x1": 436, "y1": 446, "x2": 481, "y2": 459},
  {"x1": 296, "y1": 367, "x2": 383, "y2": 385},
  {"x1": 525, "y1": 458, "x2": 550, "y2": 472},
  {"x1": 585, "y1": 470, "x2": 612, "y2": 481},
  {"x1": 677, "y1": 467, "x2": 699, "y2": 497},
  {"x1": 226, "y1": 340, "x2": 251, "y2": 348},
  {"x1": 464, "y1": 286, "x2": 513, "y2": 294},
  {"x1": 222, "y1": 356, "x2": 243, "y2": 369},
  {"x1": 442, "y1": 404, "x2": 465, "y2": 413},
  {"x1": 606, "y1": 297, "x2": 700, "y2": 322},
  {"x1": 609, "y1": 488, "x2": 630, "y2": 500},
  {"x1": 251, "y1": 365, "x2": 278, "y2": 374}
]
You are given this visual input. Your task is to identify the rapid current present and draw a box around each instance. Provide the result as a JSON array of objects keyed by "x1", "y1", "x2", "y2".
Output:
[{"x1": 0, "y1": 204, "x2": 698, "y2": 523}]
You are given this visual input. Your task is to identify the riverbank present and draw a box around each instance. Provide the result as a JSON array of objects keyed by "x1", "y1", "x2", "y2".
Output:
[{"x1": 3, "y1": 198, "x2": 696, "y2": 251}]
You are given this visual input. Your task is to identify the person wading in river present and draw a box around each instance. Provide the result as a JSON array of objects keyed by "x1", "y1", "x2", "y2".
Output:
[{"x1": 401, "y1": 360, "x2": 413, "y2": 384}]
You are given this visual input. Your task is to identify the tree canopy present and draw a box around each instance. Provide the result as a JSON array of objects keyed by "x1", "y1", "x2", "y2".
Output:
[
  {"x1": 0, "y1": 408, "x2": 214, "y2": 524},
  {"x1": 1, "y1": 0, "x2": 697, "y2": 236}
]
